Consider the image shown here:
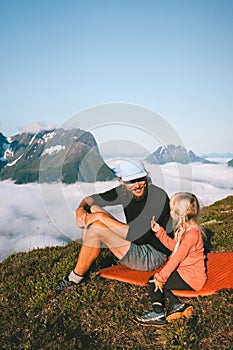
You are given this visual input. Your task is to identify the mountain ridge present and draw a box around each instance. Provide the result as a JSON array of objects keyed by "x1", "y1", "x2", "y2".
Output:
[
  {"x1": 145, "y1": 144, "x2": 217, "y2": 165},
  {"x1": 0, "y1": 129, "x2": 116, "y2": 184},
  {"x1": 1, "y1": 130, "x2": 232, "y2": 183}
]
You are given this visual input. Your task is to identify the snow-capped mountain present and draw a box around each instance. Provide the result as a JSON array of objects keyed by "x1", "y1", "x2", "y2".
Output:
[
  {"x1": 0, "y1": 129, "x2": 116, "y2": 184},
  {"x1": 0, "y1": 133, "x2": 9, "y2": 170},
  {"x1": 145, "y1": 144, "x2": 217, "y2": 165}
]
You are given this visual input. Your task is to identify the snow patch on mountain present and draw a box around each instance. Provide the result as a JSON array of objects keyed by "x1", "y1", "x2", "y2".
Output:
[
  {"x1": 7, "y1": 153, "x2": 24, "y2": 166},
  {"x1": 42, "y1": 145, "x2": 65, "y2": 156},
  {"x1": 28, "y1": 134, "x2": 37, "y2": 146},
  {"x1": 43, "y1": 131, "x2": 56, "y2": 143},
  {"x1": 4, "y1": 147, "x2": 14, "y2": 159},
  {"x1": 0, "y1": 143, "x2": 11, "y2": 162}
]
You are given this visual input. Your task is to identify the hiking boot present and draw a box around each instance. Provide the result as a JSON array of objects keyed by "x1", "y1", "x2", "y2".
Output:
[
  {"x1": 134, "y1": 308, "x2": 167, "y2": 326},
  {"x1": 55, "y1": 276, "x2": 75, "y2": 294},
  {"x1": 166, "y1": 303, "x2": 193, "y2": 322}
]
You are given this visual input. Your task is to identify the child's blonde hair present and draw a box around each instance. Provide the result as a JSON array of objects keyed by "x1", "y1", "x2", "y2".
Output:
[{"x1": 170, "y1": 192, "x2": 205, "y2": 254}]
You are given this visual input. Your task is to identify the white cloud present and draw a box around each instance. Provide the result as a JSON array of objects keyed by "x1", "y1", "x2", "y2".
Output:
[
  {"x1": 0, "y1": 180, "x2": 119, "y2": 262},
  {"x1": 19, "y1": 121, "x2": 56, "y2": 134},
  {"x1": 144, "y1": 160, "x2": 233, "y2": 207},
  {"x1": 0, "y1": 160, "x2": 233, "y2": 262}
]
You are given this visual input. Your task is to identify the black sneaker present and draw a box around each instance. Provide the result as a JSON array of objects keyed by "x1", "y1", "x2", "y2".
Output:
[
  {"x1": 166, "y1": 303, "x2": 193, "y2": 322},
  {"x1": 134, "y1": 308, "x2": 167, "y2": 326},
  {"x1": 55, "y1": 276, "x2": 75, "y2": 294}
]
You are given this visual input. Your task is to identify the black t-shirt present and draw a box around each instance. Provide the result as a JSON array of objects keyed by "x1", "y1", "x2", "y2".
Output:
[{"x1": 91, "y1": 183, "x2": 173, "y2": 256}]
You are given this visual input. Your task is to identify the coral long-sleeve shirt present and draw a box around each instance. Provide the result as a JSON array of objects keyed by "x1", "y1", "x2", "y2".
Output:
[{"x1": 154, "y1": 226, "x2": 207, "y2": 291}]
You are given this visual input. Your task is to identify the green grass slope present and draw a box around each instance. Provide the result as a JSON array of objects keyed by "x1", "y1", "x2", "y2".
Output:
[{"x1": 0, "y1": 196, "x2": 233, "y2": 349}]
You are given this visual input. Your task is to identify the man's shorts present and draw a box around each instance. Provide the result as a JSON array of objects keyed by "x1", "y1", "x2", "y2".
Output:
[{"x1": 119, "y1": 243, "x2": 167, "y2": 271}]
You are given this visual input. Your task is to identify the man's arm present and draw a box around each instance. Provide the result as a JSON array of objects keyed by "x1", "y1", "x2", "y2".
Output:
[
  {"x1": 85, "y1": 210, "x2": 129, "y2": 238},
  {"x1": 76, "y1": 196, "x2": 94, "y2": 228},
  {"x1": 76, "y1": 195, "x2": 129, "y2": 238}
]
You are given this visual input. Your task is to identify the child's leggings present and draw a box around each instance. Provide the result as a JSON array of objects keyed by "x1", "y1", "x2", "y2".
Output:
[{"x1": 148, "y1": 270, "x2": 193, "y2": 306}]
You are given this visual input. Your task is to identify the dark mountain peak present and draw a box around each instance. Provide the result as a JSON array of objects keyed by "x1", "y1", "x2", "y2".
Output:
[
  {"x1": 0, "y1": 133, "x2": 9, "y2": 170},
  {"x1": 227, "y1": 159, "x2": 233, "y2": 167},
  {"x1": 146, "y1": 144, "x2": 216, "y2": 164},
  {"x1": 0, "y1": 132, "x2": 8, "y2": 143}
]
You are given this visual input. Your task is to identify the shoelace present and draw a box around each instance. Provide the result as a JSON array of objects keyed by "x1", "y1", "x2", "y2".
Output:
[{"x1": 56, "y1": 278, "x2": 71, "y2": 291}]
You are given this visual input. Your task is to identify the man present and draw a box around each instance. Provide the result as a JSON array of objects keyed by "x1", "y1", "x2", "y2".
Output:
[{"x1": 55, "y1": 159, "x2": 172, "y2": 293}]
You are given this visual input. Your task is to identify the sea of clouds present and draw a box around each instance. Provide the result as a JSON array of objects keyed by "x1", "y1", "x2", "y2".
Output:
[{"x1": 0, "y1": 159, "x2": 233, "y2": 262}]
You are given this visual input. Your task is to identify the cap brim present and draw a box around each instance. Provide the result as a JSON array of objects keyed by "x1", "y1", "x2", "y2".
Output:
[{"x1": 121, "y1": 170, "x2": 148, "y2": 182}]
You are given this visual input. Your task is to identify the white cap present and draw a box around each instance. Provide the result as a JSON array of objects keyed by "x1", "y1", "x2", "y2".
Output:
[{"x1": 119, "y1": 160, "x2": 148, "y2": 182}]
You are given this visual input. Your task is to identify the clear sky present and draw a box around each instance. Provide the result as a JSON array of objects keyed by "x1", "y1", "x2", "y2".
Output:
[{"x1": 0, "y1": 0, "x2": 233, "y2": 154}]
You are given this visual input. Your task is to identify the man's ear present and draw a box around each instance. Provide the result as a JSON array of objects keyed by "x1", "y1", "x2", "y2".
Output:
[{"x1": 118, "y1": 177, "x2": 124, "y2": 184}]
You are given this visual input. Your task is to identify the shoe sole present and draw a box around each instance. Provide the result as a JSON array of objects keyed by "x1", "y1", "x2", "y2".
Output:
[
  {"x1": 166, "y1": 305, "x2": 194, "y2": 322},
  {"x1": 133, "y1": 317, "x2": 167, "y2": 327}
]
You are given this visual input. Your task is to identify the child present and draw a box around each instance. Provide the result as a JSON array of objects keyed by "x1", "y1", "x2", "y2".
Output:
[{"x1": 135, "y1": 192, "x2": 207, "y2": 326}]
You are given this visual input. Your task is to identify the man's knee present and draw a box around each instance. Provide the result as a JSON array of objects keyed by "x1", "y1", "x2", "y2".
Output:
[
  {"x1": 83, "y1": 221, "x2": 107, "y2": 240},
  {"x1": 90, "y1": 205, "x2": 109, "y2": 215},
  {"x1": 81, "y1": 222, "x2": 104, "y2": 248}
]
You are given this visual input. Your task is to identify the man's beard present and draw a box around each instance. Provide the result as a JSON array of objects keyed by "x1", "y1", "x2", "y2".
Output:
[{"x1": 132, "y1": 186, "x2": 148, "y2": 201}]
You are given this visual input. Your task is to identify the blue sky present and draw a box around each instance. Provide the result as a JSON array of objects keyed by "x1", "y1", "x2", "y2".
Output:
[{"x1": 0, "y1": 0, "x2": 233, "y2": 154}]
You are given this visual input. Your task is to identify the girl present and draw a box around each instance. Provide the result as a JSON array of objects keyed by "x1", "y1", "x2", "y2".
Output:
[{"x1": 135, "y1": 192, "x2": 207, "y2": 326}]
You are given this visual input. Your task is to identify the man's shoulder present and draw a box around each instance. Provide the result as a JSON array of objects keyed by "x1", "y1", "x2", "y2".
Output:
[
  {"x1": 91, "y1": 184, "x2": 122, "y2": 201},
  {"x1": 148, "y1": 183, "x2": 168, "y2": 197}
]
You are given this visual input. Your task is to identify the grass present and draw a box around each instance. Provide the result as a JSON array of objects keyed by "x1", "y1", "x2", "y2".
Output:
[{"x1": 0, "y1": 196, "x2": 233, "y2": 349}]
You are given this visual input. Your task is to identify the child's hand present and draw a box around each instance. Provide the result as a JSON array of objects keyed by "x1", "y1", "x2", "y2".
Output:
[
  {"x1": 149, "y1": 277, "x2": 164, "y2": 292},
  {"x1": 151, "y1": 216, "x2": 161, "y2": 232}
]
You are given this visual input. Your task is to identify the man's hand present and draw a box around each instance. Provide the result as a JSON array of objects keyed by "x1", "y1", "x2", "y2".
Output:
[
  {"x1": 85, "y1": 212, "x2": 103, "y2": 226},
  {"x1": 76, "y1": 207, "x2": 103, "y2": 228},
  {"x1": 76, "y1": 207, "x2": 88, "y2": 228}
]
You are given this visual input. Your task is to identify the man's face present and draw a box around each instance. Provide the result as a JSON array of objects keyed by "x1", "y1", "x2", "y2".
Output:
[{"x1": 123, "y1": 177, "x2": 147, "y2": 200}]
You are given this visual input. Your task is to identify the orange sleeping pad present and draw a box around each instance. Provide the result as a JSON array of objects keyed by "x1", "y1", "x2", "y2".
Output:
[{"x1": 96, "y1": 252, "x2": 233, "y2": 297}]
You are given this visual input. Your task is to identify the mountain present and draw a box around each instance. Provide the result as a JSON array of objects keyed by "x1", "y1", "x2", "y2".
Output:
[
  {"x1": 227, "y1": 159, "x2": 233, "y2": 167},
  {"x1": 0, "y1": 132, "x2": 9, "y2": 170},
  {"x1": 202, "y1": 152, "x2": 233, "y2": 159},
  {"x1": 145, "y1": 144, "x2": 217, "y2": 165},
  {"x1": 0, "y1": 129, "x2": 116, "y2": 184}
]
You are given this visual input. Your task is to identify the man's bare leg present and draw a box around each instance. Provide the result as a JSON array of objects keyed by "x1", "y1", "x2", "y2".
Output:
[
  {"x1": 55, "y1": 218, "x2": 130, "y2": 293},
  {"x1": 90, "y1": 205, "x2": 128, "y2": 237},
  {"x1": 73, "y1": 220, "x2": 130, "y2": 277},
  {"x1": 73, "y1": 225, "x2": 102, "y2": 276},
  {"x1": 73, "y1": 246, "x2": 101, "y2": 276}
]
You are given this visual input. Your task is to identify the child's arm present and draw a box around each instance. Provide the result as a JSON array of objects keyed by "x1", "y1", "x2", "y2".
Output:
[
  {"x1": 151, "y1": 216, "x2": 176, "y2": 251},
  {"x1": 154, "y1": 229, "x2": 199, "y2": 284}
]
